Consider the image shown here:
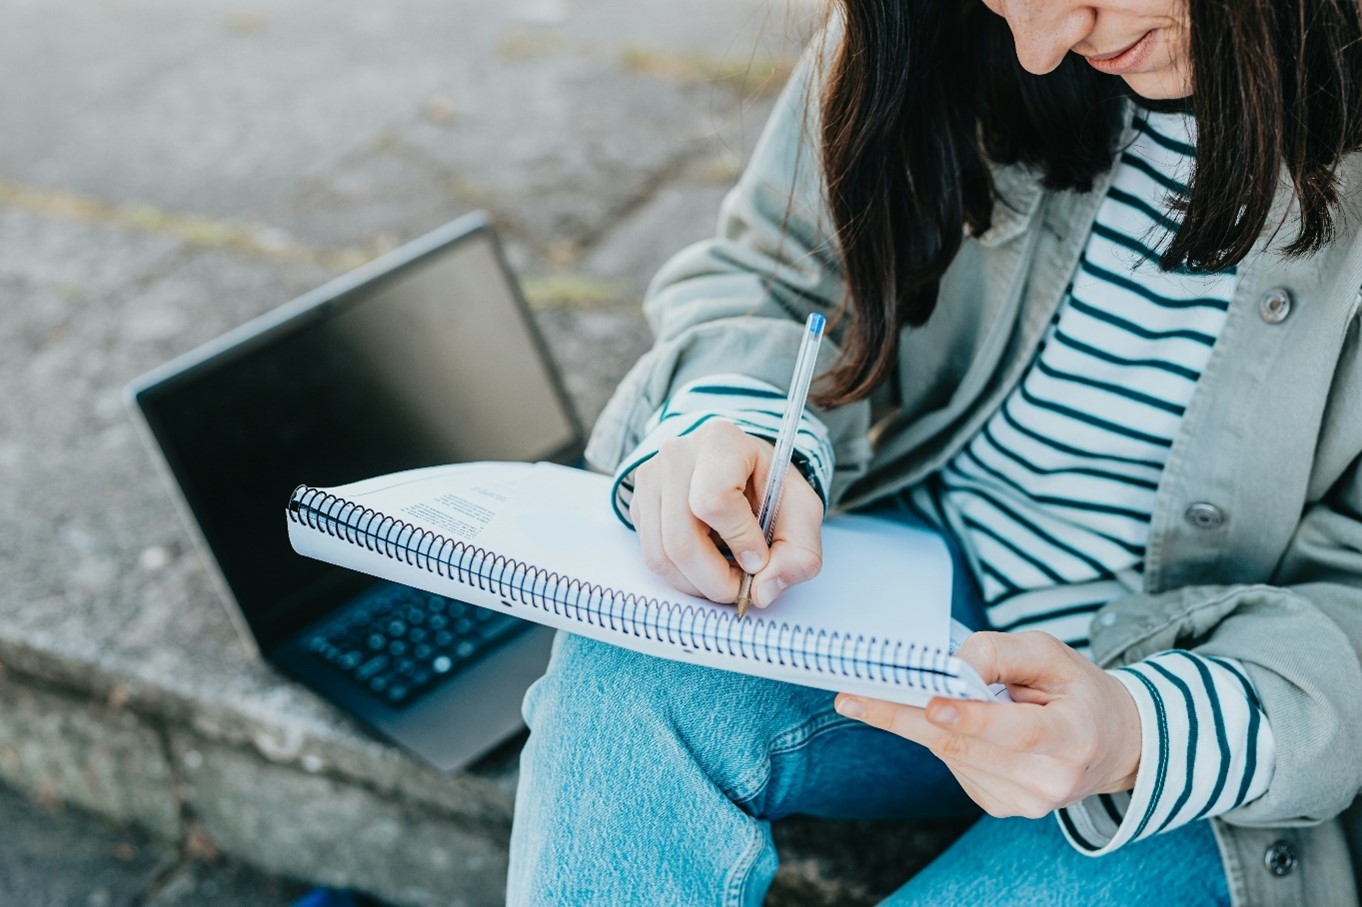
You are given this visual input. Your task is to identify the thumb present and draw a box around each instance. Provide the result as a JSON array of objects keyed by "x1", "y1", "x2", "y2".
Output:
[{"x1": 955, "y1": 631, "x2": 1076, "y2": 693}]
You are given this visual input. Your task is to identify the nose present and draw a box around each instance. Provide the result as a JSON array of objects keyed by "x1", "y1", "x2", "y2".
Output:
[{"x1": 999, "y1": 1, "x2": 1096, "y2": 75}]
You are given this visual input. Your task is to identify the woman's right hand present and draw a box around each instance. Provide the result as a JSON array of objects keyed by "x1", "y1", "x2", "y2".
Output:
[{"x1": 628, "y1": 419, "x2": 824, "y2": 610}]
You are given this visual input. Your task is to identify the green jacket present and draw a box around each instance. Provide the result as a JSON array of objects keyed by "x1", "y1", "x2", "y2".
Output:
[{"x1": 585, "y1": 49, "x2": 1362, "y2": 906}]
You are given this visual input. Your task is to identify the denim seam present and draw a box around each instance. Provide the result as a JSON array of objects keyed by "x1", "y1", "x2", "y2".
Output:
[
  {"x1": 721, "y1": 815, "x2": 769, "y2": 907},
  {"x1": 771, "y1": 710, "x2": 855, "y2": 755},
  {"x1": 724, "y1": 709, "x2": 859, "y2": 808}
]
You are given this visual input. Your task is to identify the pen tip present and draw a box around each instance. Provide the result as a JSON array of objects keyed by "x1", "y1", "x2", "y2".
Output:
[{"x1": 736, "y1": 597, "x2": 749, "y2": 620}]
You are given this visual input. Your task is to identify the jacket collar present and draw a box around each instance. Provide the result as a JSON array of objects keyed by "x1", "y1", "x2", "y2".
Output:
[
  {"x1": 976, "y1": 101, "x2": 1140, "y2": 249},
  {"x1": 974, "y1": 162, "x2": 1044, "y2": 248}
]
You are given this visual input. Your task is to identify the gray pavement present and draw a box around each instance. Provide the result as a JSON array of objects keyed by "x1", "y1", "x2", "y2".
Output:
[
  {"x1": 0, "y1": 1, "x2": 963, "y2": 903},
  {"x1": 0, "y1": 783, "x2": 306, "y2": 906}
]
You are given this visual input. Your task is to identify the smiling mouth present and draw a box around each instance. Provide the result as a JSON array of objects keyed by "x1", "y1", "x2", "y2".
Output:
[{"x1": 1082, "y1": 30, "x2": 1156, "y2": 76}]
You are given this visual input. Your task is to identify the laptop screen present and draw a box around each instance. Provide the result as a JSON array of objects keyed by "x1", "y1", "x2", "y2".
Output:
[{"x1": 133, "y1": 227, "x2": 582, "y2": 652}]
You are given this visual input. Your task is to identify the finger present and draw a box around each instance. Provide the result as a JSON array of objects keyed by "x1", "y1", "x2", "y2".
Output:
[
  {"x1": 956, "y1": 630, "x2": 1082, "y2": 694},
  {"x1": 836, "y1": 694, "x2": 970, "y2": 753},
  {"x1": 751, "y1": 477, "x2": 824, "y2": 608},
  {"x1": 633, "y1": 486, "x2": 703, "y2": 598},
  {"x1": 837, "y1": 695, "x2": 1072, "y2": 816},
  {"x1": 835, "y1": 694, "x2": 935, "y2": 745},
  {"x1": 835, "y1": 694, "x2": 1024, "y2": 778},
  {"x1": 659, "y1": 468, "x2": 742, "y2": 603},
  {"x1": 922, "y1": 696, "x2": 1057, "y2": 755},
  {"x1": 687, "y1": 436, "x2": 772, "y2": 574}
]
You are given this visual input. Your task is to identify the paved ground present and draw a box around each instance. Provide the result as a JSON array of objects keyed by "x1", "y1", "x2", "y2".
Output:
[
  {"x1": 0, "y1": 1, "x2": 966, "y2": 902},
  {"x1": 0, "y1": 782, "x2": 308, "y2": 906}
]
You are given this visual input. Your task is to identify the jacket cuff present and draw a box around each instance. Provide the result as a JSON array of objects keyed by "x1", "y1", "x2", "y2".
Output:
[
  {"x1": 1056, "y1": 650, "x2": 1276, "y2": 856},
  {"x1": 607, "y1": 374, "x2": 835, "y2": 530}
]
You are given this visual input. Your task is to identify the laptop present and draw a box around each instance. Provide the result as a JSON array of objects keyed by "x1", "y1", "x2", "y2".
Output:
[{"x1": 125, "y1": 212, "x2": 580, "y2": 773}]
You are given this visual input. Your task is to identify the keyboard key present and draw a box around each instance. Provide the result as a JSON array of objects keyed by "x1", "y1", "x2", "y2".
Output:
[
  {"x1": 305, "y1": 587, "x2": 529, "y2": 709},
  {"x1": 356, "y1": 655, "x2": 389, "y2": 680}
]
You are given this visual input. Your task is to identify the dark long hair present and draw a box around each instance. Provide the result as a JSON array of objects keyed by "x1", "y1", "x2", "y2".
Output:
[{"x1": 813, "y1": 0, "x2": 1362, "y2": 408}]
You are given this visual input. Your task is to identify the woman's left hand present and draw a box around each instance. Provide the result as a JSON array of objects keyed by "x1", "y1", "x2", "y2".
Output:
[{"x1": 835, "y1": 631, "x2": 1143, "y2": 819}]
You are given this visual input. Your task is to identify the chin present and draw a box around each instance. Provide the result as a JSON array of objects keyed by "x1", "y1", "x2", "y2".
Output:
[{"x1": 1122, "y1": 70, "x2": 1193, "y2": 101}]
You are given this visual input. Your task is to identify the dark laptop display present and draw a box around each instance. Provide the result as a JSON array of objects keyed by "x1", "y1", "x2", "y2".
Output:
[{"x1": 127, "y1": 214, "x2": 580, "y2": 771}]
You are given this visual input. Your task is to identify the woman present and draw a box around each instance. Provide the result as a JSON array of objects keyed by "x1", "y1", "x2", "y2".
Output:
[{"x1": 508, "y1": 1, "x2": 1362, "y2": 904}]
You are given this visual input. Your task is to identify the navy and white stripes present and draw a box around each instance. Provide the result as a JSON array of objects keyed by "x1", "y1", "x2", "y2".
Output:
[
  {"x1": 608, "y1": 374, "x2": 836, "y2": 530},
  {"x1": 916, "y1": 108, "x2": 1236, "y2": 653},
  {"x1": 1057, "y1": 650, "x2": 1275, "y2": 854}
]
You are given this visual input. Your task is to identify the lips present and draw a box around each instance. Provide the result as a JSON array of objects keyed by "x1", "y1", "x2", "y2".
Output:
[{"x1": 1083, "y1": 30, "x2": 1156, "y2": 76}]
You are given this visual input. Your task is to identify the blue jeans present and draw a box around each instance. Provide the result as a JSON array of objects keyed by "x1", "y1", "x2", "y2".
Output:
[{"x1": 506, "y1": 504, "x2": 1230, "y2": 905}]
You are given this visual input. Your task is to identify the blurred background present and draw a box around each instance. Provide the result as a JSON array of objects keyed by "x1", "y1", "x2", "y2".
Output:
[{"x1": 0, "y1": 1, "x2": 964, "y2": 904}]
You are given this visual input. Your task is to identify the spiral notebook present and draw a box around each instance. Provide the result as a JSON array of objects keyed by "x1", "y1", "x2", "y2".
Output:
[{"x1": 286, "y1": 461, "x2": 996, "y2": 706}]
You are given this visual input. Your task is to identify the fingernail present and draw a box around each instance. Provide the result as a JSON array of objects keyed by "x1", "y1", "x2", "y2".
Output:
[
  {"x1": 756, "y1": 577, "x2": 787, "y2": 607},
  {"x1": 837, "y1": 697, "x2": 865, "y2": 720},
  {"x1": 931, "y1": 704, "x2": 959, "y2": 726},
  {"x1": 738, "y1": 550, "x2": 764, "y2": 573}
]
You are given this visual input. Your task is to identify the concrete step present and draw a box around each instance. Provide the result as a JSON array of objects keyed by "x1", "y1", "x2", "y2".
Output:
[{"x1": 0, "y1": 781, "x2": 308, "y2": 906}]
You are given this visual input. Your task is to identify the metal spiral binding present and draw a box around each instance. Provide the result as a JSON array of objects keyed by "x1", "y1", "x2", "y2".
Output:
[{"x1": 288, "y1": 485, "x2": 957, "y2": 690}]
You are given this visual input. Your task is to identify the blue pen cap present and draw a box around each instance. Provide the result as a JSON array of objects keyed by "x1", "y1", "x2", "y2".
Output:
[{"x1": 807, "y1": 313, "x2": 825, "y2": 335}]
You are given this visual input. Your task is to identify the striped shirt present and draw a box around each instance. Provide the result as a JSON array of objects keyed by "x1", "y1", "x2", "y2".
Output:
[
  {"x1": 609, "y1": 107, "x2": 1275, "y2": 854},
  {"x1": 906, "y1": 109, "x2": 1235, "y2": 652}
]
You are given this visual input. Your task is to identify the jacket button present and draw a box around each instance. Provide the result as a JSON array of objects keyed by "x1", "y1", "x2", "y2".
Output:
[
  {"x1": 1264, "y1": 840, "x2": 1297, "y2": 877},
  {"x1": 1260, "y1": 288, "x2": 1294, "y2": 324},
  {"x1": 1185, "y1": 503, "x2": 1226, "y2": 530}
]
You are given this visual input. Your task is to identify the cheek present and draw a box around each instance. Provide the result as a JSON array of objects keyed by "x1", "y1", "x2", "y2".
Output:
[{"x1": 1160, "y1": 24, "x2": 1194, "y2": 82}]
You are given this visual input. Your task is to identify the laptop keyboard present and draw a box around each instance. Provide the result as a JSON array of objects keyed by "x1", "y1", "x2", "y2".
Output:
[{"x1": 306, "y1": 586, "x2": 526, "y2": 709}]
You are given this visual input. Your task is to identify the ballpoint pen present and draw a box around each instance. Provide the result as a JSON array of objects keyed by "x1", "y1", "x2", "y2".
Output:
[{"x1": 735, "y1": 312, "x2": 826, "y2": 619}]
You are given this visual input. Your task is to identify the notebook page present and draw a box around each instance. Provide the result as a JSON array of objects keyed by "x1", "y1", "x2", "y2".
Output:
[
  {"x1": 479, "y1": 462, "x2": 952, "y2": 656},
  {"x1": 298, "y1": 461, "x2": 530, "y2": 544}
]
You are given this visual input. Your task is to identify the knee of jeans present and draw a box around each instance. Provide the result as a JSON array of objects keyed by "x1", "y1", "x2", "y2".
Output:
[
  {"x1": 520, "y1": 632, "x2": 680, "y2": 741},
  {"x1": 519, "y1": 631, "x2": 824, "y2": 803}
]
